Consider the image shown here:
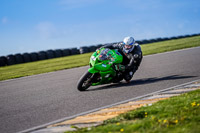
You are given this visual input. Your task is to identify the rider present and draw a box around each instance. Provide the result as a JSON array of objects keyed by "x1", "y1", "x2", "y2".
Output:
[{"x1": 100, "y1": 36, "x2": 143, "y2": 82}]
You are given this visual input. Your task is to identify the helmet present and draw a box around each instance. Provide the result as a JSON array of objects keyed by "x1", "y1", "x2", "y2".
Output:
[{"x1": 123, "y1": 36, "x2": 135, "y2": 53}]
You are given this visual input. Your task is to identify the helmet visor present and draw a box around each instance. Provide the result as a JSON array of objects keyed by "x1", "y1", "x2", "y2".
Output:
[{"x1": 124, "y1": 44, "x2": 133, "y2": 49}]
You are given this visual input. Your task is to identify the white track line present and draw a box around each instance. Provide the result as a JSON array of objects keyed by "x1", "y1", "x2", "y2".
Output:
[
  {"x1": 18, "y1": 79, "x2": 200, "y2": 133},
  {"x1": 145, "y1": 46, "x2": 200, "y2": 57}
]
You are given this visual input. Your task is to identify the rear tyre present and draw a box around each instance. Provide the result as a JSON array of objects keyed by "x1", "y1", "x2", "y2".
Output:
[{"x1": 77, "y1": 71, "x2": 93, "y2": 91}]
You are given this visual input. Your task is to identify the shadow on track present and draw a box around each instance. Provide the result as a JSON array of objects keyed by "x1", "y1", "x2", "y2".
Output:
[{"x1": 87, "y1": 75, "x2": 197, "y2": 91}]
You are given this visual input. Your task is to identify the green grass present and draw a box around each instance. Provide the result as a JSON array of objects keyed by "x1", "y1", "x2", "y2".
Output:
[
  {"x1": 141, "y1": 36, "x2": 200, "y2": 56},
  {"x1": 65, "y1": 89, "x2": 200, "y2": 133},
  {"x1": 0, "y1": 53, "x2": 92, "y2": 81},
  {"x1": 0, "y1": 35, "x2": 200, "y2": 81}
]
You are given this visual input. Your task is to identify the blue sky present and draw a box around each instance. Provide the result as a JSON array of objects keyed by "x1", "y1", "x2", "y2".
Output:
[{"x1": 0, "y1": 0, "x2": 200, "y2": 56}]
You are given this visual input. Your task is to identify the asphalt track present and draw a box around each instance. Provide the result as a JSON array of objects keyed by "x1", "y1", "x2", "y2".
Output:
[{"x1": 0, "y1": 47, "x2": 200, "y2": 133}]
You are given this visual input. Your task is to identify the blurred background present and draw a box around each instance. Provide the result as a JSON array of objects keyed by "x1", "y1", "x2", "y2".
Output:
[{"x1": 0, "y1": 0, "x2": 200, "y2": 56}]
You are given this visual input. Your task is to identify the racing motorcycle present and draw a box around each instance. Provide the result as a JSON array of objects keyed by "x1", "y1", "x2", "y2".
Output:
[{"x1": 77, "y1": 48, "x2": 126, "y2": 91}]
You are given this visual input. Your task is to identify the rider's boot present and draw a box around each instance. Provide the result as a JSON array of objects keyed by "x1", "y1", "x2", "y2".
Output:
[
  {"x1": 124, "y1": 71, "x2": 133, "y2": 83},
  {"x1": 124, "y1": 68, "x2": 137, "y2": 83}
]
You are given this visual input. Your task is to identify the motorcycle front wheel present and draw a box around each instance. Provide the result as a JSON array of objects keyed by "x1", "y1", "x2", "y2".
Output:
[{"x1": 77, "y1": 71, "x2": 93, "y2": 91}]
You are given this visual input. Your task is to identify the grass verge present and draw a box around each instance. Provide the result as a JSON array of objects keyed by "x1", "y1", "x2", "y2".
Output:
[
  {"x1": 65, "y1": 89, "x2": 200, "y2": 133},
  {"x1": 0, "y1": 35, "x2": 200, "y2": 81}
]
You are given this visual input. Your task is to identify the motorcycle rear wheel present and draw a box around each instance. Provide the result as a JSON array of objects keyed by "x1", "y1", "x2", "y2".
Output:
[{"x1": 77, "y1": 71, "x2": 93, "y2": 91}]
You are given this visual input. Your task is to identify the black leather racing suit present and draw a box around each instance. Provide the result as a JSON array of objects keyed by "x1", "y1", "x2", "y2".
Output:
[{"x1": 101, "y1": 43, "x2": 143, "y2": 81}]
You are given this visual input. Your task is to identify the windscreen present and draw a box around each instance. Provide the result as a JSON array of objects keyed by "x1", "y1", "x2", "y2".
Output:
[{"x1": 98, "y1": 48, "x2": 112, "y2": 61}]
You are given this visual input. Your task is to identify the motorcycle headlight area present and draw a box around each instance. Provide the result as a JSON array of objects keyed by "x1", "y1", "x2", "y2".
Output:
[{"x1": 91, "y1": 56, "x2": 96, "y2": 61}]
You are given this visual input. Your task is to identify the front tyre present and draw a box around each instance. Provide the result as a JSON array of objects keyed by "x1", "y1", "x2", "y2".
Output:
[{"x1": 77, "y1": 71, "x2": 93, "y2": 91}]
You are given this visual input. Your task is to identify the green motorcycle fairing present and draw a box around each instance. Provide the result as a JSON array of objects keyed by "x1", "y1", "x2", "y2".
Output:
[{"x1": 88, "y1": 48, "x2": 123, "y2": 86}]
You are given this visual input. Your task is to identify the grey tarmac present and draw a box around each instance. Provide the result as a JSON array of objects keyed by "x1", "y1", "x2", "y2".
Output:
[{"x1": 0, "y1": 47, "x2": 200, "y2": 133}]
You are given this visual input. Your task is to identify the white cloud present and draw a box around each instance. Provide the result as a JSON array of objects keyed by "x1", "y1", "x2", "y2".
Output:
[{"x1": 2, "y1": 17, "x2": 8, "y2": 24}]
